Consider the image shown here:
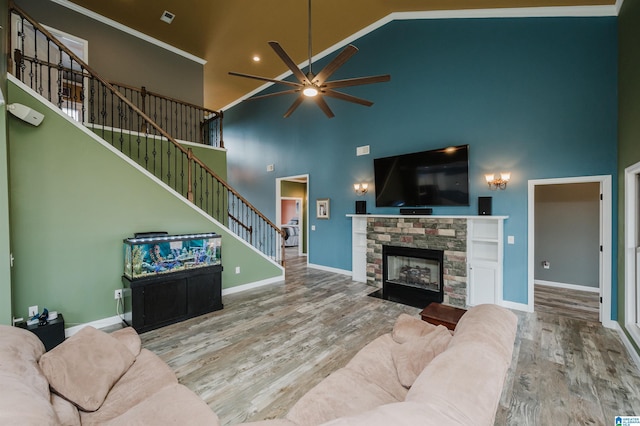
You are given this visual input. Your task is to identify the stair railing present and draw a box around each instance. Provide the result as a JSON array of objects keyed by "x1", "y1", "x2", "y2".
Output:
[
  {"x1": 109, "y1": 82, "x2": 223, "y2": 148},
  {"x1": 8, "y1": 2, "x2": 285, "y2": 265}
]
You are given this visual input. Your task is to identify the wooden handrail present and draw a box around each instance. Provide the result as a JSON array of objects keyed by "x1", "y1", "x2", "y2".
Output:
[{"x1": 109, "y1": 80, "x2": 220, "y2": 118}]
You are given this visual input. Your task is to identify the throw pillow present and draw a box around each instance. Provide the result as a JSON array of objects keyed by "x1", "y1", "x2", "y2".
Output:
[
  {"x1": 391, "y1": 313, "x2": 437, "y2": 344},
  {"x1": 39, "y1": 326, "x2": 135, "y2": 412},
  {"x1": 391, "y1": 325, "x2": 452, "y2": 388}
]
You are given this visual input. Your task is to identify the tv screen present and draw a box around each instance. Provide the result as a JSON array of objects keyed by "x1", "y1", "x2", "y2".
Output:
[{"x1": 374, "y1": 145, "x2": 469, "y2": 207}]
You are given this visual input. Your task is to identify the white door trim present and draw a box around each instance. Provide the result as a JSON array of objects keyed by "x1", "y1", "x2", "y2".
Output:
[
  {"x1": 276, "y1": 174, "x2": 309, "y2": 263},
  {"x1": 527, "y1": 175, "x2": 613, "y2": 327}
]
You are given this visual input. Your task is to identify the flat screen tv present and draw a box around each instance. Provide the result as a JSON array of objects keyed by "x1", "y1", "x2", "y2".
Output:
[{"x1": 374, "y1": 145, "x2": 469, "y2": 207}]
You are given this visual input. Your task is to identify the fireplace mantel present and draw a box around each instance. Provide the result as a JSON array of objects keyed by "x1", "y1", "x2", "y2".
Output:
[{"x1": 348, "y1": 214, "x2": 508, "y2": 308}]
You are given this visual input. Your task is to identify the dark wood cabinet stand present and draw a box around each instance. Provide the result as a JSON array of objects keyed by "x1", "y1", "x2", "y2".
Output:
[
  {"x1": 19, "y1": 314, "x2": 66, "y2": 351},
  {"x1": 122, "y1": 265, "x2": 223, "y2": 333}
]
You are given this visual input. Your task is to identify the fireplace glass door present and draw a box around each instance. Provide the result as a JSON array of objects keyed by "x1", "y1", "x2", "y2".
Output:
[{"x1": 387, "y1": 255, "x2": 441, "y2": 293}]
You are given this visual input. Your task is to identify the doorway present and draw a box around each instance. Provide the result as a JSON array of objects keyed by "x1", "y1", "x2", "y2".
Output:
[
  {"x1": 528, "y1": 175, "x2": 612, "y2": 324},
  {"x1": 276, "y1": 175, "x2": 309, "y2": 263}
]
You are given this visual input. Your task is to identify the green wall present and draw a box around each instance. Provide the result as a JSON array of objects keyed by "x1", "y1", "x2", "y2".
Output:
[
  {"x1": 8, "y1": 79, "x2": 282, "y2": 327},
  {"x1": 618, "y1": 0, "x2": 640, "y2": 352},
  {"x1": 281, "y1": 180, "x2": 307, "y2": 254},
  {"x1": 0, "y1": 0, "x2": 11, "y2": 325}
]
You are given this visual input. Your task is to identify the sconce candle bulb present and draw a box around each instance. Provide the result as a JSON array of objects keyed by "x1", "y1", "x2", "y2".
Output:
[
  {"x1": 354, "y1": 182, "x2": 368, "y2": 196},
  {"x1": 485, "y1": 172, "x2": 510, "y2": 190}
]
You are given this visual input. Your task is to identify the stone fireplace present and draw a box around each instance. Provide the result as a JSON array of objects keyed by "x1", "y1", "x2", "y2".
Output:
[{"x1": 366, "y1": 217, "x2": 467, "y2": 307}]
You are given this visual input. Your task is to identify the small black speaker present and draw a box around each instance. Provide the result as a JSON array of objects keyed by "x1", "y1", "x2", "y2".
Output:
[
  {"x1": 478, "y1": 196, "x2": 492, "y2": 215},
  {"x1": 355, "y1": 200, "x2": 366, "y2": 214}
]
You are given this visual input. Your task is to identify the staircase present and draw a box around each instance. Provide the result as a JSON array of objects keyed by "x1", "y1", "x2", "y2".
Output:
[{"x1": 9, "y1": 2, "x2": 285, "y2": 265}]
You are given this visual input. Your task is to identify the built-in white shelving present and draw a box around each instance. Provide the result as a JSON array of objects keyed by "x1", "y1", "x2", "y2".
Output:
[{"x1": 347, "y1": 214, "x2": 507, "y2": 306}]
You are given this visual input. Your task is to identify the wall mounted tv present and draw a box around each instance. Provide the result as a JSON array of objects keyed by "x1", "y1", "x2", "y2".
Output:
[{"x1": 374, "y1": 144, "x2": 470, "y2": 207}]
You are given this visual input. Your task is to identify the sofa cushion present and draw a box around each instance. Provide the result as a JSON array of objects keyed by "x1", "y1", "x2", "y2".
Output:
[
  {"x1": 286, "y1": 367, "x2": 400, "y2": 426},
  {"x1": 391, "y1": 313, "x2": 437, "y2": 344},
  {"x1": 80, "y1": 348, "x2": 179, "y2": 425},
  {"x1": 405, "y1": 305, "x2": 518, "y2": 425},
  {"x1": 39, "y1": 326, "x2": 135, "y2": 412},
  {"x1": 51, "y1": 393, "x2": 81, "y2": 426},
  {"x1": 391, "y1": 324, "x2": 452, "y2": 388},
  {"x1": 110, "y1": 327, "x2": 142, "y2": 357},
  {"x1": 320, "y1": 400, "x2": 469, "y2": 426},
  {"x1": 0, "y1": 325, "x2": 57, "y2": 426},
  {"x1": 100, "y1": 383, "x2": 220, "y2": 426},
  {"x1": 344, "y1": 334, "x2": 408, "y2": 401}
]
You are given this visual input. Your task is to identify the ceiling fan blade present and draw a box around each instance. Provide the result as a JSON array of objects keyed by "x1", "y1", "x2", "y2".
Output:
[
  {"x1": 283, "y1": 96, "x2": 305, "y2": 118},
  {"x1": 247, "y1": 89, "x2": 301, "y2": 101},
  {"x1": 323, "y1": 74, "x2": 391, "y2": 89},
  {"x1": 268, "y1": 41, "x2": 311, "y2": 85},
  {"x1": 314, "y1": 96, "x2": 335, "y2": 118},
  {"x1": 313, "y1": 45, "x2": 358, "y2": 85},
  {"x1": 322, "y1": 90, "x2": 374, "y2": 107},
  {"x1": 228, "y1": 71, "x2": 302, "y2": 89}
]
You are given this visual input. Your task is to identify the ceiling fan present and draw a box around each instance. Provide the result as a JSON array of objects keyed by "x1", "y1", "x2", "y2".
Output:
[{"x1": 229, "y1": 0, "x2": 390, "y2": 118}]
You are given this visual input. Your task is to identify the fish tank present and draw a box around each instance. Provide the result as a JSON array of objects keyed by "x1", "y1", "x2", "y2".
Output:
[{"x1": 123, "y1": 232, "x2": 221, "y2": 280}]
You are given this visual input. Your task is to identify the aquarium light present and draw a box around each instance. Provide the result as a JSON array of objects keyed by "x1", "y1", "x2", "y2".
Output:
[{"x1": 125, "y1": 232, "x2": 218, "y2": 244}]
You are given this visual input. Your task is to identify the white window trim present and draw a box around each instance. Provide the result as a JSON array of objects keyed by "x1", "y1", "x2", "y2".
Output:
[{"x1": 625, "y1": 161, "x2": 640, "y2": 346}]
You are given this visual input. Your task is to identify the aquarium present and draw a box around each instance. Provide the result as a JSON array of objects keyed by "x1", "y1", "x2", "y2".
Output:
[{"x1": 123, "y1": 232, "x2": 221, "y2": 280}]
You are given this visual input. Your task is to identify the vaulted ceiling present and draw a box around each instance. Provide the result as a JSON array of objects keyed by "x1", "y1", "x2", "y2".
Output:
[{"x1": 68, "y1": 0, "x2": 615, "y2": 111}]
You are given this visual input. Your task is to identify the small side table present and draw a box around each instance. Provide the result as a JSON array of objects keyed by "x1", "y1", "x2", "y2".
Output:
[
  {"x1": 420, "y1": 303, "x2": 466, "y2": 331},
  {"x1": 19, "y1": 314, "x2": 65, "y2": 351}
]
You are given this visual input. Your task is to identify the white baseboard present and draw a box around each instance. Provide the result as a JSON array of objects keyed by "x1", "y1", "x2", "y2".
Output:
[
  {"x1": 307, "y1": 263, "x2": 352, "y2": 276},
  {"x1": 612, "y1": 322, "x2": 640, "y2": 372},
  {"x1": 499, "y1": 300, "x2": 532, "y2": 313},
  {"x1": 535, "y1": 280, "x2": 600, "y2": 293},
  {"x1": 65, "y1": 315, "x2": 123, "y2": 337},
  {"x1": 222, "y1": 276, "x2": 284, "y2": 296}
]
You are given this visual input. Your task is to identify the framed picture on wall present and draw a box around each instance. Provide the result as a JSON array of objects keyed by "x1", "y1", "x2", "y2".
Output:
[{"x1": 316, "y1": 198, "x2": 330, "y2": 219}]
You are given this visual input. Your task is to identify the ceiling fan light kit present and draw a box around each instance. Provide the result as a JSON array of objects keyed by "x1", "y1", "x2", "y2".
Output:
[{"x1": 229, "y1": 0, "x2": 390, "y2": 118}]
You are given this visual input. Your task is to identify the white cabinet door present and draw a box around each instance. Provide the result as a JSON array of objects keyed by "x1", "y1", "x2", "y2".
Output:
[{"x1": 468, "y1": 263, "x2": 497, "y2": 305}]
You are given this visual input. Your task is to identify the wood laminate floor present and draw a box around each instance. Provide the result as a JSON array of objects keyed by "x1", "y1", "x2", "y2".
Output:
[
  {"x1": 140, "y1": 254, "x2": 640, "y2": 425},
  {"x1": 534, "y1": 283, "x2": 600, "y2": 323}
]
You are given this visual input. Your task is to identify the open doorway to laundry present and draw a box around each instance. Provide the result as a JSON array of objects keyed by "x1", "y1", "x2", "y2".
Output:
[
  {"x1": 276, "y1": 175, "x2": 308, "y2": 263},
  {"x1": 528, "y1": 176, "x2": 612, "y2": 324}
]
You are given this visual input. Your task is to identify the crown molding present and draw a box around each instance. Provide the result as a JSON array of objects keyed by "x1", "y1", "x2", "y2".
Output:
[
  {"x1": 222, "y1": 4, "x2": 617, "y2": 111},
  {"x1": 47, "y1": 0, "x2": 207, "y2": 65}
]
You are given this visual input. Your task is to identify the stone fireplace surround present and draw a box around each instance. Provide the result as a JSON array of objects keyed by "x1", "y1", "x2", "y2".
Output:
[{"x1": 366, "y1": 217, "x2": 467, "y2": 307}]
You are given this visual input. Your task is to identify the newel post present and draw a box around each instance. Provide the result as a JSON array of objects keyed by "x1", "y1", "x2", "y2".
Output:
[{"x1": 187, "y1": 148, "x2": 194, "y2": 202}]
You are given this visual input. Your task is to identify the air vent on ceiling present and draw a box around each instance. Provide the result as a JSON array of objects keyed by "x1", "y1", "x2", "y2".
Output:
[{"x1": 160, "y1": 10, "x2": 175, "y2": 24}]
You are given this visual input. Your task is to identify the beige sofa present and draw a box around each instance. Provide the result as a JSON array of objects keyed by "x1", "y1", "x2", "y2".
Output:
[
  {"x1": 0, "y1": 324, "x2": 219, "y2": 425},
  {"x1": 0, "y1": 304, "x2": 516, "y2": 426},
  {"x1": 240, "y1": 303, "x2": 518, "y2": 426}
]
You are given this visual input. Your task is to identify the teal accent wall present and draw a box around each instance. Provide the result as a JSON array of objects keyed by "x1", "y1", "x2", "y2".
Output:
[
  {"x1": 618, "y1": 0, "x2": 640, "y2": 349},
  {"x1": 225, "y1": 17, "x2": 618, "y2": 309},
  {"x1": 0, "y1": 0, "x2": 11, "y2": 325},
  {"x1": 8, "y1": 80, "x2": 281, "y2": 327}
]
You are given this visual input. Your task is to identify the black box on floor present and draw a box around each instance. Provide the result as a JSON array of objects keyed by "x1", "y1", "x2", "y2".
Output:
[{"x1": 19, "y1": 314, "x2": 65, "y2": 351}]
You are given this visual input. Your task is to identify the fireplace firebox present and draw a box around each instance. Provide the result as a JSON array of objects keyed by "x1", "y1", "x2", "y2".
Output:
[{"x1": 372, "y1": 245, "x2": 444, "y2": 308}]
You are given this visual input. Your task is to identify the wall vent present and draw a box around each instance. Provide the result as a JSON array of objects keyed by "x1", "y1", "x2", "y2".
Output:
[{"x1": 160, "y1": 11, "x2": 175, "y2": 24}]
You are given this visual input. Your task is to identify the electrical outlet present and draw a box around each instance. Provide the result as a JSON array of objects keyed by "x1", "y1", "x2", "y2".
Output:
[
  {"x1": 28, "y1": 305, "x2": 38, "y2": 317},
  {"x1": 114, "y1": 289, "x2": 123, "y2": 300},
  {"x1": 235, "y1": 266, "x2": 240, "y2": 274}
]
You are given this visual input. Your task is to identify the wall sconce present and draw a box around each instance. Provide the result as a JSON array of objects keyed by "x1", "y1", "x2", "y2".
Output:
[
  {"x1": 354, "y1": 183, "x2": 368, "y2": 196},
  {"x1": 485, "y1": 173, "x2": 510, "y2": 190}
]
